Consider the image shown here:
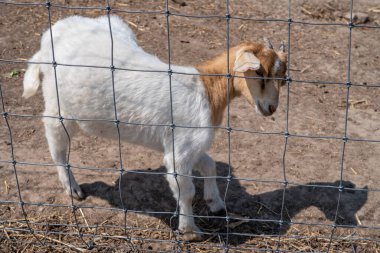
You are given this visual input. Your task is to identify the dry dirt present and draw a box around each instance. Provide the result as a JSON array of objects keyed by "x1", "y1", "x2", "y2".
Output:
[{"x1": 0, "y1": 0, "x2": 380, "y2": 252}]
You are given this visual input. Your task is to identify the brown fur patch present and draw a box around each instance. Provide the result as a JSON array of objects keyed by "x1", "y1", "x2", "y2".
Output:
[{"x1": 196, "y1": 42, "x2": 286, "y2": 126}]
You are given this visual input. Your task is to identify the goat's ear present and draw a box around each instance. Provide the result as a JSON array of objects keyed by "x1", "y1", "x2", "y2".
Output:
[{"x1": 233, "y1": 49, "x2": 261, "y2": 72}]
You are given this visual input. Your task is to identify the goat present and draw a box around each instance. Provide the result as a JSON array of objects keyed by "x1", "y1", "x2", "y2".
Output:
[{"x1": 23, "y1": 15, "x2": 287, "y2": 241}]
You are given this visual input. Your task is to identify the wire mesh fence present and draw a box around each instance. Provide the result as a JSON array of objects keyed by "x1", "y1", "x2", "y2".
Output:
[{"x1": 0, "y1": 0, "x2": 379, "y2": 252}]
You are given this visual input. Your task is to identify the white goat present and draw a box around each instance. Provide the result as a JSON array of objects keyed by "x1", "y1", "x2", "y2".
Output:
[{"x1": 23, "y1": 15, "x2": 287, "y2": 241}]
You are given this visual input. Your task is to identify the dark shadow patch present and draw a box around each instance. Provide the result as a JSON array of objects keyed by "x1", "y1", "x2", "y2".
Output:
[{"x1": 81, "y1": 162, "x2": 368, "y2": 245}]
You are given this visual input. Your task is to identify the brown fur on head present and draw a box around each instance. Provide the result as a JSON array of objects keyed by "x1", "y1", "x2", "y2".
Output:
[{"x1": 197, "y1": 41, "x2": 287, "y2": 125}]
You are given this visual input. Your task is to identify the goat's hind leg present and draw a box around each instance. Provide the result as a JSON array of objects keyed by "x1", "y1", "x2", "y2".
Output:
[
  {"x1": 164, "y1": 153, "x2": 202, "y2": 241},
  {"x1": 194, "y1": 153, "x2": 225, "y2": 213},
  {"x1": 43, "y1": 116, "x2": 84, "y2": 200}
]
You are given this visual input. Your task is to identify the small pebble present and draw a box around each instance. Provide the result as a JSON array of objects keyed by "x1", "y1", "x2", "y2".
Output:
[{"x1": 344, "y1": 12, "x2": 369, "y2": 24}]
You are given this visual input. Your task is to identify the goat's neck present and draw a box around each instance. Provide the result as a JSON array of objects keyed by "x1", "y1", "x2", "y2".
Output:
[{"x1": 196, "y1": 49, "x2": 242, "y2": 126}]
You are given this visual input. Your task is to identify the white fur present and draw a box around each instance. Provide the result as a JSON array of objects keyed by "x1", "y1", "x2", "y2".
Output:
[{"x1": 23, "y1": 15, "x2": 224, "y2": 239}]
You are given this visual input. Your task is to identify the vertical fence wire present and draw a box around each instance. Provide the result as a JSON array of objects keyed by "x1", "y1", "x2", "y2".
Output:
[
  {"x1": 222, "y1": 0, "x2": 232, "y2": 252},
  {"x1": 276, "y1": 0, "x2": 292, "y2": 251},
  {"x1": 104, "y1": 0, "x2": 136, "y2": 251},
  {"x1": 0, "y1": 82, "x2": 43, "y2": 245},
  {"x1": 164, "y1": 1, "x2": 182, "y2": 251},
  {"x1": 44, "y1": 1, "x2": 90, "y2": 248},
  {"x1": 0, "y1": 0, "x2": 379, "y2": 252},
  {"x1": 326, "y1": 0, "x2": 354, "y2": 252}
]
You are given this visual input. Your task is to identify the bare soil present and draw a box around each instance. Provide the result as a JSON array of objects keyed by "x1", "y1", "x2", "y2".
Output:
[{"x1": 1, "y1": 0, "x2": 379, "y2": 252}]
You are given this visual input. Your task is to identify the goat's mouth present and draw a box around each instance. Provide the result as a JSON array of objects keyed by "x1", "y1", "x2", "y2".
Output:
[{"x1": 256, "y1": 102, "x2": 274, "y2": 117}]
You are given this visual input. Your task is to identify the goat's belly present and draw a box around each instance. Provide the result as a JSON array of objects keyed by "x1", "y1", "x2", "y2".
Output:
[{"x1": 76, "y1": 120, "x2": 165, "y2": 152}]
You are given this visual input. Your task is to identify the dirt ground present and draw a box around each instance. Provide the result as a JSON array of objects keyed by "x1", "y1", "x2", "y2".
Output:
[{"x1": 1, "y1": 0, "x2": 380, "y2": 252}]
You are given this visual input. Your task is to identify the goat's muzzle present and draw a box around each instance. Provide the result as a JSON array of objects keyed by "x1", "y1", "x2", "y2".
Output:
[{"x1": 257, "y1": 102, "x2": 275, "y2": 116}]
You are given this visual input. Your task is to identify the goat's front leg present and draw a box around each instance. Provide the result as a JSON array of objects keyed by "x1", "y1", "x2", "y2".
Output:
[
  {"x1": 164, "y1": 153, "x2": 202, "y2": 241},
  {"x1": 194, "y1": 153, "x2": 225, "y2": 213}
]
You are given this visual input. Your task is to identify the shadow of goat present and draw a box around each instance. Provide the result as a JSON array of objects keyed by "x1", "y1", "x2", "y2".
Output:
[{"x1": 80, "y1": 162, "x2": 368, "y2": 245}]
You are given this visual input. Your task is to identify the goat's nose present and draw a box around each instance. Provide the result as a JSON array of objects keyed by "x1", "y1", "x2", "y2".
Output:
[{"x1": 269, "y1": 105, "x2": 276, "y2": 114}]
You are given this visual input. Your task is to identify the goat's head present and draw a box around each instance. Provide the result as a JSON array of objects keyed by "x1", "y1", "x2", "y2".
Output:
[{"x1": 233, "y1": 40, "x2": 287, "y2": 116}]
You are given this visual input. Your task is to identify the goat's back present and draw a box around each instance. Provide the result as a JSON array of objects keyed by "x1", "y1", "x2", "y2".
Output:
[{"x1": 35, "y1": 15, "x2": 213, "y2": 153}]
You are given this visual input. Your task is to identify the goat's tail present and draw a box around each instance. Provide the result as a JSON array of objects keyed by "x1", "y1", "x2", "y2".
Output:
[{"x1": 22, "y1": 51, "x2": 42, "y2": 98}]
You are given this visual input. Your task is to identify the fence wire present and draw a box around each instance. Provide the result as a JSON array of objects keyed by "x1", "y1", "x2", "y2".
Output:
[{"x1": 0, "y1": 0, "x2": 379, "y2": 252}]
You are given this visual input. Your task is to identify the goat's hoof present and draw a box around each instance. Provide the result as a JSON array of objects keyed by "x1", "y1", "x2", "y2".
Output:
[
  {"x1": 178, "y1": 226, "x2": 204, "y2": 242},
  {"x1": 210, "y1": 209, "x2": 226, "y2": 217},
  {"x1": 66, "y1": 186, "x2": 86, "y2": 201},
  {"x1": 206, "y1": 198, "x2": 225, "y2": 214},
  {"x1": 181, "y1": 231, "x2": 204, "y2": 242}
]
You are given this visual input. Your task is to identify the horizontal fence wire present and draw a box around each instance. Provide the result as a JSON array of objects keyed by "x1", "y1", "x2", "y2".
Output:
[
  {"x1": 0, "y1": 0, "x2": 379, "y2": 252},
  {"x1": 0, "y1": 0, "x2": 380, "y2": 29},
  {"x1": 2, "y1": 228, "x2": 379, "y2": 252},
  {"x1": 1, "y1": 159, "x2": 380, "y2": 195},
  {"x1": 1, "y1": 58, "x2": 380, "y2": 87},
  {"x1": 2, "y1": 219, "x2": 379, "y2": 241}
]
